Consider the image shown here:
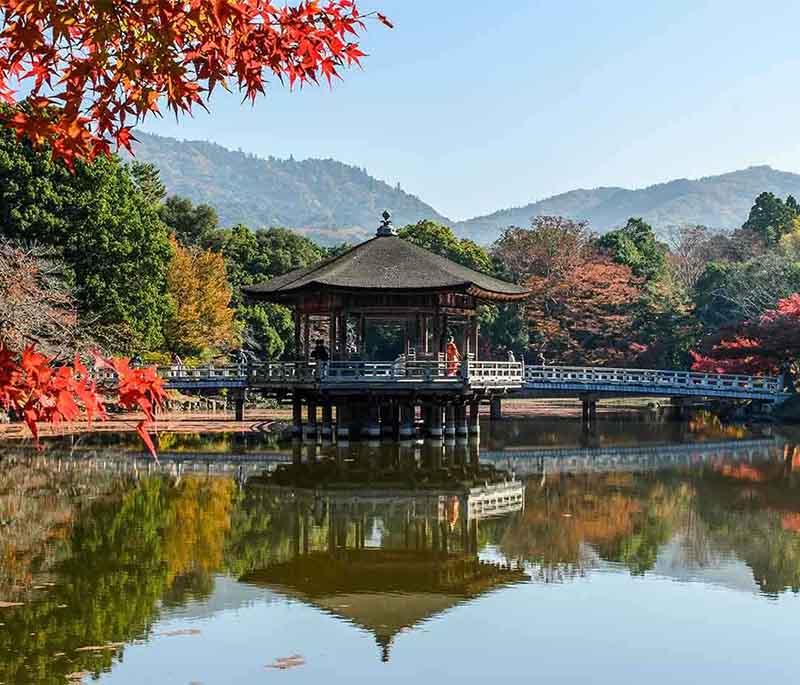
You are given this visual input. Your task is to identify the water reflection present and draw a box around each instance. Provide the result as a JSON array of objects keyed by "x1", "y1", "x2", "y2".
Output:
[{"x1": 0, "y1": 425, "x2": 798, "y2": 683}]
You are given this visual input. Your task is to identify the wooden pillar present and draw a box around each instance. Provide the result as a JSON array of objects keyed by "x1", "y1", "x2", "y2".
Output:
[
  {"x1": 380, "y1": 401, "x2": 395, "y2": 438},
  {"x1": 294, "y1": 310, "x2": 302, "y2": 361},
  {"x1": 321, "y1": 401, "x2": 333, "y2": 440},
  {"x1": 433, "y1": 308, "x2": 441, "y2": 356},
  {"x1": 364, "y1": 401, "x2": 380, "y2": 439},
  {"x1": 444, "y1": 403, "x2": 456, "y2": 438},
  {"x1": 329, "y1": 313, "x2": 337, "y2": 359},
  {"x1": 473, "y1": 319, "x2": 480, "y2": 360},
  {"x1": 292, "y1": 396, "x2": 303, "y2": 437},
  {"x1": 468, "y1": 401, "x2": 480, "y2": 437},
  {"x1": 339, "y1": 311, "x2": 347, "y2": 360},
  {"x1": 399, "y1": 402, "x2": 415, "y2": 440},
  {"x1": 490, "y1": 396, "x2": 502, "y2": 420},
  {"x1": 234, "y1": 389, "x2": 245, "y2": 422},
  {"x1": 455, "y1": 403, "x2": 468, "y2": 437},
  {"x1": 303, "y1": 314, "x2": 310, "y2": 361},
  {"x1": 336, "y1": 402, "x2": 350, "y2": 440},
  {"x1": 426, "y1": 400, "x2": 443, "y2": 440},
  {"x1": 304, "y1": 400, "x2": 317, "y2": 441}
]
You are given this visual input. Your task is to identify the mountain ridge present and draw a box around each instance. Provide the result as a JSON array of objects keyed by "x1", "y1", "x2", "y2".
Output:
[
  {"x1": 129, "y1": 132, "x2": 800, "y2": 245},
  {"x1": 453, "y1": 165, "x2": 800, "y2": 242},
  {"x1": 128, "y1": 131, "x2": 450, "y2": 244}
]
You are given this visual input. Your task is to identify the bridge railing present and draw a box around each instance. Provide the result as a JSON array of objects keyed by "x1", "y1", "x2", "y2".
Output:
[
  {"x1": 154, "y1": 360, "x2": 525, "y2": 387},
  {"x1": 158, "y1": 366, "x2": 247, "y2": 381},
  {"x1": 523, "y1": 365, "x2": 782, "y2": 393}
]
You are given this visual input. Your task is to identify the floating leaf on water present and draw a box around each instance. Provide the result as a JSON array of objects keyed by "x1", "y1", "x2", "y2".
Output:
[
  {"x1": 57, "y1": 604, "x2": 68, "y2": 609},
  {"x1": 266, "y1": 655, "x2": 305, "y2": 670},
  {"x1": 158, "y1": 628, "x2": 202, "y2": 637},
  {"x1": 66, "y1": 673, "x2": 91, "y2": 682},
  {"x1": 0, "y1": 601, "x2": 23, "y2": 608}
]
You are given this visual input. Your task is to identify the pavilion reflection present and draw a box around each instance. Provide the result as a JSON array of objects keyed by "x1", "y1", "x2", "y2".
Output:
[{"x1": 240, "y1": 440, "x2": 527, "y2": 661}]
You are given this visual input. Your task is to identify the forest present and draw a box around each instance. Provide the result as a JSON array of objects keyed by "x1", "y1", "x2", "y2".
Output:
[{"x1": 1, "y1": 128, "x2": 799, "y2": 380}]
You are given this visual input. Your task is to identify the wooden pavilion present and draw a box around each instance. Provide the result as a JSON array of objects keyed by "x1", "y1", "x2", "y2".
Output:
[{"x1": 242, "y1": 212, "x2": 530, "y2": 440}]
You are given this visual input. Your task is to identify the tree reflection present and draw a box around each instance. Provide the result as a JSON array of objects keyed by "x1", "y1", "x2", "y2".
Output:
[
  {"x1": 496, "y1": 448, "x2": 800, "y2": 594},
  {"x1": 0, "y1": 473, "x2": 236, "y2": 685}
]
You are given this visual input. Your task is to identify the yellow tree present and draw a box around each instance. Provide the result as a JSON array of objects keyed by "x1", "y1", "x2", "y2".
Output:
[{"x1": 165, "y1": 238, "x2": 239, "y2": 356}]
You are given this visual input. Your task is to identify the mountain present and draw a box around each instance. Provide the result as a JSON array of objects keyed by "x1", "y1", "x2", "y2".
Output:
[
  {"x1": 128, "y1": 133, "x2": 800, "y2": 246},
  {"x1": 128, "y1": 132, "x2": 450, "y2": 244},
  {"x1": 453, "y1": 166, "x2": 800, "y2": 243}
]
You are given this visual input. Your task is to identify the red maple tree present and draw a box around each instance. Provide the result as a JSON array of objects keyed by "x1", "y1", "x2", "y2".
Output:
[
  {"x1": 526, "y1": 256, "x2": 643, "y2": 365},
  {"x1": 0, "y1": 344, "x2": 167, "y2": 457},
  {"x1": 690, "y1": 293, "x2": 800, "y2": 375},
  {"x1": 0, "y1": 0, "x2": 390, "y2": 165}
]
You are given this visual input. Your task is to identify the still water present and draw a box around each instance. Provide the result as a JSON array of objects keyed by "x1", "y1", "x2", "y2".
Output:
[{"x1": 1, "y1": 415, "x2": 799, "y2": 684}]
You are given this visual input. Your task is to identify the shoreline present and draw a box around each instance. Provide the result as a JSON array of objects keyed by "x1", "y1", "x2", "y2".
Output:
[{"x1": 0, "y1": 399, "x2": 686, "y2": 440}]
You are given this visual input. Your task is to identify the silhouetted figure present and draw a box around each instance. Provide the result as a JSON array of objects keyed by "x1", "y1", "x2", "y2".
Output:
[{"x1": 311, "y1": 339, "x2": 330, "y2": 362}]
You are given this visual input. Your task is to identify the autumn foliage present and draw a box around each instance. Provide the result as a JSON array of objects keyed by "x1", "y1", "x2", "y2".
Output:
[
  {"x1": 0, "y1": 344, "x2": 167, "y2": 457},
  {"x1": 165, "y1": 237, "x2": 239, "y2": 355},
  {"x1": 0, "y1": 0, "x2": 388, "y2": 165},
  {"x1": 690, "y1": 293, "x2": 800, "y2": 375},
  {"x1": 526, "y1": 257, "x2": 642, "y2": 364}
]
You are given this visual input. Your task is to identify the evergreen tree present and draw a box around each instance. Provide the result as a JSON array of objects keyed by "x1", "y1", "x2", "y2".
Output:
[
  {"x1": 0, "y1": 127, "x2": 173, "y2": 352},
  {"x1": 742, "y1": 191, "x2": 798, "y2": 244}
]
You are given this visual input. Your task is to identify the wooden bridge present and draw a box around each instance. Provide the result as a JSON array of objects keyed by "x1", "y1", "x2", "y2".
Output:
[{"x1": 153, "y1": 361, "x2": 787, "y2": 404}]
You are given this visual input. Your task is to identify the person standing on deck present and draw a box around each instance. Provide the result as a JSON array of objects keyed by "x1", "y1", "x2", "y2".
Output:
[{"x1": 446, "y1": 335, "x2": 460, "y2": 376}]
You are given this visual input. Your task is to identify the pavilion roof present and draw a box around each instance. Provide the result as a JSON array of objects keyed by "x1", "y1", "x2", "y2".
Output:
[
  {"x1": 240, "y1": 549, "x2": 528, "y2": 659},
  {"x1": 242, "y1": 235, "x2": 530, "y2": 302}
]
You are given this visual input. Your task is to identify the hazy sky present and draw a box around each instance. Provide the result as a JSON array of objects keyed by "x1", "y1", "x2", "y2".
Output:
[{"x1": 143, "y1": 0, "x2": 800, "y2": 221}]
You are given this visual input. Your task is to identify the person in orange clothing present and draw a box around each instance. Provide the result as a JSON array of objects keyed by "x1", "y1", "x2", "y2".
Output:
[{"x1": 446, "y1": 335, "x2": 460, "y2": 376}]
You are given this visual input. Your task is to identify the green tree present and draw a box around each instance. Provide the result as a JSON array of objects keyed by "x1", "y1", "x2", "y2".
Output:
[
  {"x1": 398, "y1": 220, "x2": 493, "y2": 273},
  {"x1": 130, "y1": 161, "x2": 166, "y2": 206},
  {"x1": 742, "y1": 191, "x2": 799, "y2": 244},
  {"x1": 598, "y1": 217, "x2": 667, "y2": 282},
  {"x1": 694, "y1": 253, "x2": 800, "y2": 330},
  {"x1": 204, "y1": 225, "x2": 324, "y2": 359},
  {"x1": 160, "y1": 195, "x2": 220, "y2": 247},
  {"x1": 0, "y1": 128, "x2": 173, "y2": 352}
]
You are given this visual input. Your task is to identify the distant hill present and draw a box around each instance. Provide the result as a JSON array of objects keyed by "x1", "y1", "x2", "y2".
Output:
[
  {"x1": 128, "y1": 132, "x2": 450, "y2": 244},
  {"x1": 453, "y1": 166, "x2": 800, "y2": 243},
  {"x1": 128, "y1": 133, "x2": 800, "y2": 246}
]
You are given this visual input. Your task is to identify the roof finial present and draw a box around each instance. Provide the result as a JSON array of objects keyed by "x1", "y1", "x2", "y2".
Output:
[{"x1": 377, "y1": 209, "x2": 396, "y2": 236}]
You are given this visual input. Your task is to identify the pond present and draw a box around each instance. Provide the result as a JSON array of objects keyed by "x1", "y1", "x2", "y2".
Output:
[{"x1": 1, "y1": 415, "x2": 799, "y2": 684}]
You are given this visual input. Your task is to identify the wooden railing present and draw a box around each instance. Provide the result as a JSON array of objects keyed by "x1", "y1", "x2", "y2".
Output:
[
  {"x1": 523, "y1": 365, "x2": 783, "y2": 394},
  {"x1": 148, "y1": 362, "x2": 783, "y2": 397},
  {"x1": 153, "y1": 360, "x2": 525, "y2": 387}
]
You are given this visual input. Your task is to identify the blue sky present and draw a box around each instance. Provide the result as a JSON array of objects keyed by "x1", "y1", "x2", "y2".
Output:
[{"x1": 143, "y1": 0, "x2": 800, "y2": 221}]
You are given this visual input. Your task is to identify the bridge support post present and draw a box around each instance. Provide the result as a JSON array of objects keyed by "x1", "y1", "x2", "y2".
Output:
[
  {"x1": 364, "y1": 401, "x2": 381, "y2": 439},
  {"x1": 380, "y1": 401, "x2": 395, "y2": 438},
  {"x1": 455, "y1": 403, "x2": 468, "y2": 438},
  {"x1": 321, "y1": 402, "x2": 333, "y2": 440},
  {"x1": 490, "y1": 396, "x2": 502, "y2": 420},
  {"x1": 304, "y1": 400, "x2": 317, "y2": 441},
  {"x1": 292, "y1": 396, "x2": 303, "y2": 438},
  {"x1": 444, "y1": 403, "x2": 456, "y2": 438},
  {"x1": 468, "y1": 401, "x2": 480, "y2": 437},
  {"x1": 233, "y1": 390, "x2": 245, "y2": 422},
  {"x1": 399, "y1": 402, "x2": 415, "y2": 440},
  {"x1": 336, "y1": 403, "x2": 350, "y2": 441},
  {"x1": 425, "y1": 401, "x2": 443, "y2": 440}
]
